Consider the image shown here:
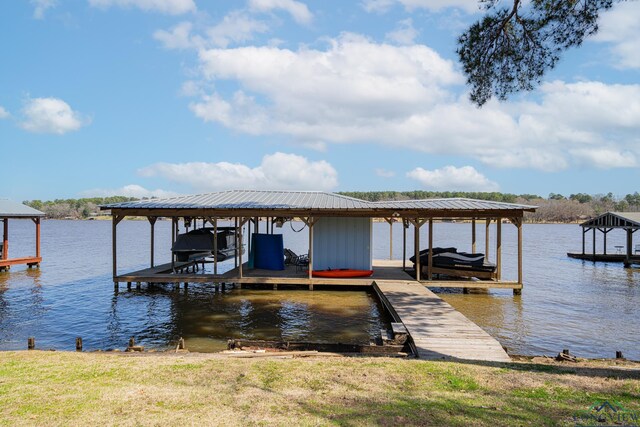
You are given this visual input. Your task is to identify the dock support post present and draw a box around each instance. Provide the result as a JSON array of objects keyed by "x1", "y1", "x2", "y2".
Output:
[
  {"x1": 171, "y1": 217, "x2": 177, "y2": 271},
  {"x1": 603, "y1": 228, "x2": 608, "y2": 255},
  {"x1": 148, "y1": 217, "x2": 157, "y2": 268},
  {"x1": 35, "y1": 217, "x2": 41, "y2": 262},
  {"x1": 384, "y1": 218, "x2": 394, "y2": 260},
  {"x1": 471, "y1": 219, "x2": 476, "y2": 254},
  {"x1": 234, "y1": 217, "x2": 238, "y2": 269},
  {"x1": 307, "y1": 217, "x2": 315, "y2": 281},
  {"x1": 582, "y1": 227, "x2": 586, "y2": 255},
  {"x1": 409, "y1": 218, "x2": 426, "y2": 281},
  {"x1": 592, "y1": 227, "x2": 596, "y2": 258},
  {"x1": 485, "y1": 219, "x2": 491, "y2": 260},
  {"x1": 515, "y1": 217, "x2": 523, "y2": 295},
  {"x1": 428, "y1": 219, "x2": 433, "y2": 280},
  {"x1": 496, "y1": 218, "x2": 502, "y2": 281},
  {"x1": 238, "y1": 217, "x2": 244, "y2": 279},
  {"x1": 213, "y1": 218, "x2": 218, "y2": 275},
  {"x1": 2, "y1": 219, "x2": 7, "y2": 261},
  {"x1": 112, "y1": 214, "x2": 123, "y2": 281},
  {"x1": 402, "y1": 219, "x2": 407, "y2": 271},
  {"x1": 413, "y1": 220, "x2": 420, "y2": 281}
]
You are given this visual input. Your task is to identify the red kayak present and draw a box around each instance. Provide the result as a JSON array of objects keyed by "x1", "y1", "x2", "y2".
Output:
[{"x1": 312, "y1": 269, "x2": 374, "y2": 278}]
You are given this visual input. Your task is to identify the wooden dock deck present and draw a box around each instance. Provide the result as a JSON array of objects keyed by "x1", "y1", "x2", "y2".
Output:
[
  {"x1": 115, "y1": 259, "x2": 521, "y2": 289},
  {"x1": 374, "y1": 280, "x2": 510, "y2": 362}
]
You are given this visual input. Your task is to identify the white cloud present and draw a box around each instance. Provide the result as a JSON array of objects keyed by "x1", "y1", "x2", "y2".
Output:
[
  {"x1": 154, "y1": 21, "x2": 200, "y2": 50},
  {"x1": 82, "y1": 184, "x2": 178, "y2": 199},
  {"x1": 186, "y1": 28, "x2": 640, "y2": 172},
  {"x1": 31, "y1": 0, "x2": 56, "y2": 19},
  {"x1": 375, "y1": 168, "x2": 395, "y2": 178},
  {"x1": 569, "y1": 148, "x2": 636, "y2": 169},
  {"x1": 592, "y1": 1, "x2": 640, "y2": 69},
  {"x1": 407, "y1": 166, "x2": 499, "y2": 191},
  {"x1": 0, "y1": 106, "x2": 9, "y2": 119},
  {"x1": 19, "y1": 97, "x2": 88, "y2": 134},
  {"x1": 88, "y1": 0, "x2": 196, "y2": 15},
  {"x1": 248, "y1": 0, "x2": 313, "y2": 25},
  {"x1": 385, "y1": 18, "x2": 418, "y2": 45},
  {"x1": 206, "y1": 11, "x2": 270, "y2": 48},
  {"x1": 138, "y1": 152, "x2": 338, "y2": 191},
  {"x1": 154, "y1": 11, "x2": 270, "y2": 50},
  {"x1": 192, "y1": 33, "x2": 462, "y2": 132},
  {"x1": 362, "y1": 0, "x2": 479, "y2": 14}
]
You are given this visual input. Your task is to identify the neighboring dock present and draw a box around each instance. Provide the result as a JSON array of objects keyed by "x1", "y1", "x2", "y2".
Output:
[{"x1": 374, "y1": 280, "x2": 510, "y2": 362}]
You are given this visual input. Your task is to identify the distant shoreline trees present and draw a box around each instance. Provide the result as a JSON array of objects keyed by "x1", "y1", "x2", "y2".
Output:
[{"x1": 23, "y1": 192, "x2": 640, "y2": 223}]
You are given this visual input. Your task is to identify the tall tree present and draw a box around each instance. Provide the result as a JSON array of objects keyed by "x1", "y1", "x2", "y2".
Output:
[{"x1": 458, "y1": 0, "x2": 622, "y2": 106}]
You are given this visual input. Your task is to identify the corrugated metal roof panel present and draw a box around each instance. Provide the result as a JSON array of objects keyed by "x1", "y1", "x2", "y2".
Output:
[
  {"x1": 0, "y1": 199, "x2": 45, "y2": 217},
  {"x1": 102, "y1": 191, "x2": 536, "y2": 213},
  {"x1": 371, "y1": 198, "x2": 536, "y2": 211},
  {"x1": 102, "y1": 190, "x2": 374, "y2": 210}
]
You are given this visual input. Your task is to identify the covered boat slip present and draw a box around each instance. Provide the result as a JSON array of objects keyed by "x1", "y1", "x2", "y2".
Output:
[
  {"x1": 103, "y1": 190, "x2": 536, "y2": 292},
  {"x1": 0, "y1": 200, "x2": 44, "y2": 272},
  {"x1": 567, "y1": 211, "x2": 640, "y2": 266}
]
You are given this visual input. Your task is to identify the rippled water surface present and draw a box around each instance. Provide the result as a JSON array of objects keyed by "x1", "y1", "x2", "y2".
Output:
[{"x1": 1, "y1": 219, "x2": 638, "y2": 359}]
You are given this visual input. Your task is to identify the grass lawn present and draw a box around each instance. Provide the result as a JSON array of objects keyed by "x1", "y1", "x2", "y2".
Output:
[{"x1": 0, "y1": 351, "x2": 638, "y2": 426}]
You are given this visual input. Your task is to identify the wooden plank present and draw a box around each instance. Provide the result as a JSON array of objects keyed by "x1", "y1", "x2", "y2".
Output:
[
  {"x1": 374, "y1": 280, "x2": 510, "y2": 362},
  {"x1": 0, "y1": 256, "x2": 42, "y2": 268}
]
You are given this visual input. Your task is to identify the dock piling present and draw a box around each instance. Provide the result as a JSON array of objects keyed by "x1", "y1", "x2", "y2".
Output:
[
  {"x1": 76, "y1": 337, "x2": 83, "y2": 351},
  {"x1": 28, "y1": 337, "x2": 35, "y2": 350}
]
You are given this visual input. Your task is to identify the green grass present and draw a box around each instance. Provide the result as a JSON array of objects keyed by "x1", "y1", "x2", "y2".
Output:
[{"x1": 0, "y1": 352, "x2": 638, "y2": 426}]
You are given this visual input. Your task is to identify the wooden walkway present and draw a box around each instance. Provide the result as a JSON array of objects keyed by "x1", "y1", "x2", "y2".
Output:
[{"x1": 374, "y1": 280, "x2": 510, "y2": 362}]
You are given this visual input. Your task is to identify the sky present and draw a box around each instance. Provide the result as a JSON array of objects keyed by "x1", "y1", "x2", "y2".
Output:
[{"x1": 1, "y1": 0, "x2": 639, "y2": 201}]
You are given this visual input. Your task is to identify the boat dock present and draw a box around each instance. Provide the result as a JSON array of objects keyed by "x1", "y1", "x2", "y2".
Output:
[{"x1": 374, "y1": 280, "x2": 510, "y2": 362}]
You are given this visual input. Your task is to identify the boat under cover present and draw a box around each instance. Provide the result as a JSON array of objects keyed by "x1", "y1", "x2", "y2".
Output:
[{"x1": 171, "y1": 227, "x2": 238, "y2": 262}]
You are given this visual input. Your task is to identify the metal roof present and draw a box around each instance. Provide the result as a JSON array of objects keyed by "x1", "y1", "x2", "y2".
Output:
[
  {"x1": 580, "y1": 211, "x2": 640, "y2": 228},
  {"x1": 102, "y1": 190, "x2": 374, "y2": 210},
  {"x1": 102, "y1": 190, "x2": 536, "y2": 214},
  {"x1": 0, "y1": 199, "x2": 45, "y2": 218},
  {"x1": 371, "y1": 198, "x2": 536, "y2": 211}
]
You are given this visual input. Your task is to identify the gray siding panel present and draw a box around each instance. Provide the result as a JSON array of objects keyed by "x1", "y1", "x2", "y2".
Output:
[{"x1": 313, "y1": 217, "x2": 372, "y2": 270}]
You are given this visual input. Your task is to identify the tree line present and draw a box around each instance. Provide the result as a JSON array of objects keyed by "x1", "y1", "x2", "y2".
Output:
[
  {"x1": 23, "y1": 197, "x2": 137, "y2": 219},
  {"x1": 23, "y1": 192, "x2": 640, "y2": 223}
]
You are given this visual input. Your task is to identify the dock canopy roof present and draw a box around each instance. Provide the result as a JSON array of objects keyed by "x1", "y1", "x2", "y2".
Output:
[
  {"x1": 0, "y1": 199, "x2": 45, "y2": 218},
  {"x1": 101, "y1": 190, "x2": 536, "y2": 219},
  {"x1": 580, "y1": 212, "x2": 640, "y2": 229}
]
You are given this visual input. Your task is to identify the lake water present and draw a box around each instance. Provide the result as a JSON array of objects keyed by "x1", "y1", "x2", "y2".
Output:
[{"x1": 1, "y1": 219, "x2": 638, "y2": 359}]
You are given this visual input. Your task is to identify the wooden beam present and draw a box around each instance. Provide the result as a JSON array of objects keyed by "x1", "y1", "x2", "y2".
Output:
[
  {"x1": 2, "y1": 219, "x2": 8, "y2": 261},
  {"x1": 171, "y1": 217, "x2": 177, "y2": 271},
  {"x1": 604, "y1": 227, "x2": 608, "y2": 255},
  {"x1": 213, "y1": 217, "x2": 218, "y2": 275},
  {"x1": 414, "y1": 220, "x2": 420, "y2": 281},
  {"x1": 308, "y1": 217, "x2": 315, "y2": 280},
  {"x1": 582, "y1": 227, "x2": 586, "y2": 255},
  {"x1": 402, "y1": 219, "x2": 407, "y2": 271},
  {"x1": 517, "y1": 219, "x2": 523, "y2": 286},
  {"x1": 485, "y1": 219, "x2": 491, "y2": 260},
  {"x1": 35, "y1": 217, "x2": 41, "y2": 260},
  {"x1": 471, "y1": 219, "x2": 476, "y2": 254},
  {"x1": 239, "y1": 217, "x2": 244, "y2": 279},
  {"x1": 384, "y1": 218, "x2": 394, "y2": 260},
  {"x1": 496, "y1": 218, "x2": 502, "y2": 281},
  {"x1": 592, "y1": 227, "x2": 596, "y2": 256},
  {"x1": 112, "y1": 215, "x2": 118, "y2": 279},
  {"x1": 148, "y1": 217, "x2": 157, "y2": 268},
  {"x1": 427, "y1": 219, "x2": 433, "y2": 280}
]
